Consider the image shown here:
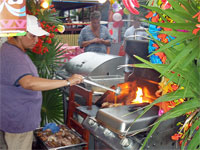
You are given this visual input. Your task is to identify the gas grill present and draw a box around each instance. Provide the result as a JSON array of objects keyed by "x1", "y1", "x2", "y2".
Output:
[
  {"x1": 56, "y1": 40, "x2": 182, "y2": 150},
  {"x1": 56, "y1": 52, "x2": 125, "y2": 93},
  {"x1": 82, "y1": 107, "x2": 183, "y2": 150},
  {"x1": 82, "y1": 104, "x2": 159, "y2": 150}
]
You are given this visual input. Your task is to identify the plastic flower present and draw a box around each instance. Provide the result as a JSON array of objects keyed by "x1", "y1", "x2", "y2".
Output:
[
  {"x1": 193, "y1": 11, "x2": 200, "y2": 22},
  {"x1": 145, "y1": 11, "x2": 154, "y2": 18},
  {"x1": 171, "y1": 133, "x2": 182, "y2": 141},
  {"x1": 192, "y1": 26, "x2": 200, "y2": 35},
  {"x1": 192, "y1": 11, "x2": 200, "y2": 35}
]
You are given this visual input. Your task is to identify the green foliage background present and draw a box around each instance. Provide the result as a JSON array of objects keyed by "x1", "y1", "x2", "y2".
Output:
[
  {"x1": 133, "y1": 0, "x2": 200, "y2": 149},
  {"x1": 27, "y1": 0, "x2": 65, "y2": 126}
]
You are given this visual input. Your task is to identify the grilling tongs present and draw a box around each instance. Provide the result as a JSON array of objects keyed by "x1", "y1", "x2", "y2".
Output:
[
  {"x1": 83, "y1": 78, "x2": 121, "y2": 95},
  {"x1": 56, "y1": 72, "x2": 121, "y2": 95}
]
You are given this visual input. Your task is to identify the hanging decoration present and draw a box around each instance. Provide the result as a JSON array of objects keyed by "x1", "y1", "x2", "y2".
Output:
[
  {"x1": 112, "y1": 8, "x2": 124, "y2": 28},
  {"x1": 112, "y1": 0, "x2": 122, "y2": 12},
  {"x1": 113, "y1": 12, "x2": 122, "y2": 22},
  {"x1": 123, "y1": 7, "x2": 130, "y2": 15},
  {"x1": 146, "y1": 2, "x2": 175, "y2": 64},
  {"x1": 122, "y1": 0, "x2": 140, "y2": 15},
  {"x1": 0, "y1": 0, "x2": 26, "y2": 37}
]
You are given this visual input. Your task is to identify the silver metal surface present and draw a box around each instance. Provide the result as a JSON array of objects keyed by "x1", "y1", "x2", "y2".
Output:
[
  {"x1": 96, "y1": 104, "x2": 159, "y2": 135},
  {"x1": 83, "y1": 78, "x2": 121, "y2": 95},
  {"x1": 82, "y1": 117, "x2": 141, "y2": 150},
  {"x1": 60, "y1": 52, "x2": 125, "y2": 92},
  {"x1": 87, "y1": 75, "x2": 124, "y2": 92},
  {"x1": 63, "y1": 52, "x2": 124, "y2": 76}
]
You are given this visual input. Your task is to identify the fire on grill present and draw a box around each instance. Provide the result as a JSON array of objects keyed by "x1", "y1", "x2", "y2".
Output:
[{"x1": 95, "y1": 78, "x2": 158, "y2": 108}]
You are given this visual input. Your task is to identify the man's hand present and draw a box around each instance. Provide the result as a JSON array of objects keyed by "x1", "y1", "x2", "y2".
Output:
[
  {"x1": 92, "y1": 38, "x2": 102, "y2": 44},
  {"x1": 67, "y1": 74, "x2": 84, "y2": 86}
]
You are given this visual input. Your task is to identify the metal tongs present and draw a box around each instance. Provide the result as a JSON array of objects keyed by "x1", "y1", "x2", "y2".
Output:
[{"x1": 83, "y1": 78, "x2": 121, "y2": 95}]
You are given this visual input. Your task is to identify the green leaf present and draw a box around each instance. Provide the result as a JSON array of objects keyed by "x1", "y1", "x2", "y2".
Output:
[
  {"x1": 159, "y1": 30, "x2": 192, "y2": 37},
  {"x1": 142, "y1": 5, "x2": 168, "y2": 22},
  {"x1": 163, "y1": 9, "x2": 191, "y2": 23},
  {"x1": 187, "y1": 126, "x2": 200, "y2": 150},
  {"x1": 151, "y1": 34, "x2": 197, "y2": 54},
  {"x1": 159, "y1": 98, "x2": 200, "y2": 122},
  {"x1": 134, "y1": 57, "x2": 193, "y2": 86},
  {"x1": 41, "y1": 89, "x2": 64, "y2": 126},
  {"x1": 179, "y1": 0, "x2": 199, "y2": 15},
  {"x1": 167, "y1": 0, "x2": 186, "y2": 12},
  {"x1": 145, "y1": 21, "x2": 196, "y2": 31},
  {"x1": 182, "y1": 117, "x2": 200, "y2": 149},
  {"x1": 140, "y1": 121, "x2": 161, "y2": 149},
  {"x1": 152, "y1": 90, "x2": 195, "y2": 105},
  {"x1": 166, "y1": 38, "x2": 199, "y2": 71}
]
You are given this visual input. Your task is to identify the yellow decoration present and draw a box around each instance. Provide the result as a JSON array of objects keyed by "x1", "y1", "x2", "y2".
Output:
[
  {"x1": 157, "y1": 0, "x2": 162, "y2": 6},
  {"x1": 123, "y1": 8, "x2": 130, "y2": 15},
  {"x1": 110, "y1": 0, "x2": 115, "y2": 5},
  {"x1": 57, "y1": 25, "x2": 65, "y2": 33}
]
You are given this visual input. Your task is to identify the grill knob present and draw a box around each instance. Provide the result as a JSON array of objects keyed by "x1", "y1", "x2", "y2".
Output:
[
  {"x1": 88, "y1": 119, "x2": 97, "y2": 127},
  {"x1": 103, "y1": 128, "x2": 111, "y2": 135},
  {"x1": 120, "y1": 138, "x2": 133, "y2": 148},
  {"x1": 103, "y1": 128, "x2": 115, "y2": 138}
]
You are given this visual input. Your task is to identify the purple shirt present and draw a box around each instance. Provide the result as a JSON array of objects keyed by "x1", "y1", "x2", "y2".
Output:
[{"x1": 0, "y1": 42, "x2": 42, "y2": 133}]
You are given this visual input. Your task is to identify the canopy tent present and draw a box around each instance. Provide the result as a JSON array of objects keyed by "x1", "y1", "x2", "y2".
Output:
[{"x1": 52, "y1": 0, "x2": 100, "y2": 10}]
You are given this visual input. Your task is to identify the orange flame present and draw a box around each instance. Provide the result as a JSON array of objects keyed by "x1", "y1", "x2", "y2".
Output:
[{"x1": 132, "y1": 87, "x2": 143, "y2": 103}]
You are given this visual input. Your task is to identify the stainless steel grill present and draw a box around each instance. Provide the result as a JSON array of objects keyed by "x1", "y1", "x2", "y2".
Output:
[
  {"x1": 57, "y1": 52, "x2": 125, "y2": 93},
  {"x1": 81, "y1": 104, "x2": 183, "y2": 150},
  {"x1": 56, "y1": 41, "x2": 181, "y2": 150}
]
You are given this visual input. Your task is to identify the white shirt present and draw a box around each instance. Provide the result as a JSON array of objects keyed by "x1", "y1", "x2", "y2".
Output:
[{"x1": 124, "y1": 26, "x2": 148, "y2": 40}]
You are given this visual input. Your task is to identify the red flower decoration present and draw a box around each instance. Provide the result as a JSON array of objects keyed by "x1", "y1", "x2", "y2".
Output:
[
  {"x1": 192, "y1": 28, "x2": 200, "y2": 35},
  {"x1": 171, "y1": 133, "x2": 182, "y2": 141},
  {"x1": 193, "y1": 11, "x2": 200, "y2": 22},
  {"x1": 145, "y1": 11, "x2": 154, "y2": 19}
]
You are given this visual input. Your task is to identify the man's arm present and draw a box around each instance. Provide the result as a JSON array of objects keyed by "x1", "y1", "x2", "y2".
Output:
[{"x1": 18, "y1": 74, "x2": 83, "y2": 91}]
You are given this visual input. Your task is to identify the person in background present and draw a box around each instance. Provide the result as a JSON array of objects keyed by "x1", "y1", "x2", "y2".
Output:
[
  {"x1": 78, "y1": 11, "x2": 112, "y2": 54},
  {"x1": 0, "y1": 14, "x2": 83, "y2": 150},
  {"x1": 123, "y1": 17, "x2": 148, "y2": 82}
]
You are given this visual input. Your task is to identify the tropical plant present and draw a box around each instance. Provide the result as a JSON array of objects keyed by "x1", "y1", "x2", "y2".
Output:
[
  {"x1": 128, "y1": 0, "x2": 200, "y2": 149},
  {"x1": 26, "y1": 0, "x2": 65, "y2": 126}
]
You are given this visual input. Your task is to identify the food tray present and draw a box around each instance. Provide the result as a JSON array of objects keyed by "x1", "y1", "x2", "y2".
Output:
[{"x1": 34, "y1": 125, "x2": 86, "y2": 150}]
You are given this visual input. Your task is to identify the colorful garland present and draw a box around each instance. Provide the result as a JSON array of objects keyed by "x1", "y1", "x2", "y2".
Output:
[{"x1": 145, "y1": 11, "x2": 175, "y2": 64}]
